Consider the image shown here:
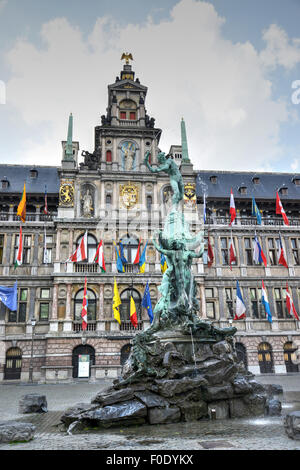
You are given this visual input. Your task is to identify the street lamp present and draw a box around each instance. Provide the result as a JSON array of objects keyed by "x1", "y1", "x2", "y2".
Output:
[{"x1": 28, "y1": 317, "x2": 36, "y2": 383}]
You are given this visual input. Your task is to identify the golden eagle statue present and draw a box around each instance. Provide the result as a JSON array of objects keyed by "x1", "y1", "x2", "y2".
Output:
[{"x1": 121, "y1": 52, "x2": 133, "y2": 65}]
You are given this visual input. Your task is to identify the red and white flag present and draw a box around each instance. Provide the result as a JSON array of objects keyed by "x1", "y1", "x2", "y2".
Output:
[
  {"x1": 43, "y1": 185, "x2": 48, "y2": 215},
  {"x1": 93, "y1": 240, "x2": 106, "y2": 272},
  {"x1": 229, "y1": 188, "x2": 236, "y2": 226},
  {"x1": 67, "y1": 231, "x2": 88, "y2": 262},
  {"x1": 14, "y1": 226, "x2": 23, "y2": 268},
  {"x1": 286, "y1": 283, "x2": 299, "y2": 320},
  {"x1": 207, "y1": 234, "x2": 214, "y2": 267},
  {"x1": 229, "y1": 234, "x2": 236, "y2": 270},
  {"x1": 81, "y1": 277, "x2": 88, "y2": 330},
  {"x1": 276, "y1": 191, "x2": 289, "y2": 226},
  {"x1": 278, "y1": 233, "x2": 288, "y2": 269}
]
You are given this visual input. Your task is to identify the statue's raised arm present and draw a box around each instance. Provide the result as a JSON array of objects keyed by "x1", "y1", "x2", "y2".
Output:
[{"x1": 144, "y1": 151, "x2": 184, "y2": 207}]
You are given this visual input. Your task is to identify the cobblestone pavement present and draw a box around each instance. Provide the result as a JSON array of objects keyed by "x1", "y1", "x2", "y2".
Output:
[{"x1": 0, "y1": 375, "x2": 300, "y2": 451}]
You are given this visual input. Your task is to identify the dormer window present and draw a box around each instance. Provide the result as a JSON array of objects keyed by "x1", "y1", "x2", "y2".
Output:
[
  {"x1": 30, "y1": 169, "x2": 38, "y2": 179},
  {"x1": 280, "y1": 187, "x2": 288, "y2": 196},
  {"x1": 292, "y1": 177, "x2": 300, "y2": 186},
  {"x1": 1, "y1": 178, "x2": 9, "y2": 189},
  {"x1": 210, "y1": 176, "x2": 218, "y2": 184},
  {"x1": 119, "y1": 99, "x2": 137, "y2": 120},
  {"x1": 239, "y1": 185, "x2": 247, "y2": 195},
  {"x1": 252, "y1": 177, "x2": 260, "y2": 185}
]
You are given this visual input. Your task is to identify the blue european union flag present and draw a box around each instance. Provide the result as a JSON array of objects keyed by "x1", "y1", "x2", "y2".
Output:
[
  {"x1": 115, "y1": 245, "x2": 125, "y2": 273},
  {"x1": 119, "y1": 242, "x2": 128, "y2": 265},
  {"x1": 142, "y1": 281, "x2": 153, "y2": 323},
  {"x1": 0, "y1": 281, "x2": 17, "y2": 311}
]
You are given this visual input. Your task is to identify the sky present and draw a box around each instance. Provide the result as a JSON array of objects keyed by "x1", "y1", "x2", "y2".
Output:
[{"x1": 0, "y1": 0, "x2": 300, "y2": 173}]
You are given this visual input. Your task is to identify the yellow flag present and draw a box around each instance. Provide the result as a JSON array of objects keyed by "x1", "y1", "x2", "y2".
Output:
[
  {"x1": 17, "y1": 182, "x2": 26, "y2": 223},
  {"x1": 113, "y1": 277, "x2": 121, "y2": 325}
]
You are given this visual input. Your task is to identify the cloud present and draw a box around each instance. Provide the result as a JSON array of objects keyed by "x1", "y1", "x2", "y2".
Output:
[
  {"x1": 0, "y1": 0, "x2": 7, "y2": 13},
  {"x1": 4, "y1": 0, "x2": 296, "y2": 171},
  {"x1": 260, "y1": 24, "x2": 300, "y2": 70}
]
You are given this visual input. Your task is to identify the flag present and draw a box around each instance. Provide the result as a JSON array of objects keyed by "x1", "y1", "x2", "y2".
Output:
[
  {"x1": 81, "y1": 277, "x2": 88, "y2": 330},
  {"x1": 229, "y1": 234, "x2": 236, "y2": 270},
  {"x1": 261, "y1": 280, "x2": 272, "y2": 323},
  {"x1": 130, "y1": 296, "x2": 138, "y2": 328},
  {"x1": 278, "y1": 233, "x2": 288, "y2": 269},
  {"x1": 229, "y1": 188, "x2": 236, "y2": 226},
  {"x1": 252, "y1": 197, "x2": 262, "y2": 225},
  {"x1": 67, "y1": 231, "x2": 88, "y2": 262},
  {"x1": 203, "y1": 194, "x2": 206, "y2": 224},
  {"x1": 94, "y1": 240, "x2": 106, "y2": 272},
  {"x1": 133, "y1": 239, "x2": 141, "y2": 265},
  {"x1": 114, "y1": 242, "x2": 125, "y2": 273},
  {"x1": 14, "y1": 226, "x2": 23, "y2": 268},
  {"x1": 253, "y1": 234, "x2": 267, "y2": 267},
  {"x1": 119, "y1": 241, "x2": 128, "y2": 265},
  {"x1": 142, "y1": 281, "x2": 153, "y2": 323},
  {"x1": 113, "y1": 278, "x2": 121, "y2": 324},
  {"x1": 234, "y1": 281, "x2": 246, "y2": 320},
  {"x1": 43, "y1": 226, "x2": 49, "y2": 264},
  {"x1": 207, "y1": 234, "x2": 214, "y2": 267},
  {"x1": 43, "y1": 185, "x2": 48, "y2": 215},
  {"x1": 139, "y1": 241, "x2": 148, "y2": 273},
  {"x1": 17, "y1": 182, "x2": 26, "y2": 223},
  {"x1": 286, "y1": 283, "x2": 299, "y2": 320},
  {"x1": 161, "y1": 253, "x2": 167, "y2": 274},
  {"x1": 276, "y1": 191, "x2": 289, "y2": 226},
  {"x1": 0, "y1": 281, "x2": 18, "y2": 311}
]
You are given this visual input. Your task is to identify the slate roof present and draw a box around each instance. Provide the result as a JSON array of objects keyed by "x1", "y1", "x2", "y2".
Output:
[
  {"x1": 0, "y1": 165, "x2": 59, "y2": 194},
  {"x1": 196, "y1": 170, "x2": 300, "y2": 201}
]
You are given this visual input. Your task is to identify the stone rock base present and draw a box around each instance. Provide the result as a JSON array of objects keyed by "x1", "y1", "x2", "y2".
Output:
[
  {"x1": 19, "y1": 394, "x2": 48, "y2": 414},
  {"x1": 284, "y1": 412, "x2": 300, "y2": 440},
  {"x1": 0, "y1": 421, "x2": 35, "y2": 443}
]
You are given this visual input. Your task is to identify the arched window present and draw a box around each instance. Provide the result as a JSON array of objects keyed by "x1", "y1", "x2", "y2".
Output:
[
  {"x1": 120, "y1": 344, "x2": 132, "y2": 366},
  {"x1": 72, "y1": 344, "x2": 95, "y2": 378},
  {"x1": 119, "y1": 99, "x2": 137, "y2": 120},
  {"x1": 4, "y1": 347, "x2": 22, "y2": 380},
  {"x1": 120, "y1": 288, "x2": 142, "y2": 330},
  {"x1": 284, "y1": 342, "x2": 299, "y2": 373},
  {"x1": 74, "y1": 288, "x2": 97, "y2": 322},
  {"x1": 120, "y1": 237, "x2": 139, "y2": 264},
  {"x1": 76, "y1": 233, "x2": 97, "y2": 263},
  {"x1": 258, "y1": 342, "x2": 274, "y2": 374},
  {"x1": 106, "y1": 150, "x2": 112, "y2": 162},
  {"x1": 235, "y1": 342, "x2": 248, "y2": 371}
]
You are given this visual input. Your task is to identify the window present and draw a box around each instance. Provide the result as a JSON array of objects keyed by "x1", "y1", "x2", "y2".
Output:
[
  {"x1": 120, "y1": 237, "x2": 139, "y2": 264},
  {"x1": 252, "y1": 177, "x2": 260, "y2": 185},
  {"x1": 106, "y1": 194, "x2": 112, "y2": 205},
  {"x1": 129, "y1": 112, "x2": 136, "y2": 120},
  {"x1": 39, "y1": 288, "x2": 50, "y2": 321},
  {"x1": 258, "y1": 342, "x2": 274, "y2": 373},
  {"x1": 8, "y1": 288, "x2": 27, "y2": 323},
  {"x1": 30, "y1": 169, "x2": 38, "y2": 178},
  {"x1": 43, "y1": 237, "x2": 52, "y2": 264},
  {"x1": 0, "y1": 234, "x2": 3, "y2": 264},
  {"x1": 293, "y1": 177, "x2": 300, "y2": 186},
  {"x1": 205, "y1": 288, "x2": 216, "y2": 319},
  {"x1": 1, "y1": 179, "x2": 9, "y2": 189},
  {"x1": 225, "y1": 287, "x2": 237, "y2": 319},
  {"x1": 14, "y1": 234, "x2": 32, "y2": 265},
  {"x1": 119, "y1": 99, "x2": 137, "y2": 120},
  {"x1": 268, "y1": 238, "x2": 278, "y2": 265},
  {"x1": 291, "y1": 238, "x2": 300, "y2": 265},
  {"x1": 120, "y1": 288, "x2": 141, "y2": 327},
  {"x1": 76, "y1": 234, "x2": 97, "y2": 263},
  {"x1": 120, "y1": 111, "x2": 126, "y2": 120},
  {"x1": 146, "y1": 196, "x2": 152, "y2": 212},
  {"x1": 74, "y1": 288, "x2": 96, "y2": 322},
  {"x1": 250, "y1": 287, "x2": 262, "y2": 319},
  {"x1": 106, "y1": 150, "x2": 112, "y2": 162},
  {"x1": 220, "y1": 237, "x2": 236, "y2": 266},
  {"x1": 239, "y1": 186, "x2": 247, "y2": 194},
  {"x1": 280, "y1": 187, "x2": 288, "y2": 196},
  {"x1": 244, "y1": 237, "x2": 254, "y2": 265},
  {"x1": 210, "y1": 176, "x2": 217, "y2": 184},
  {"x1": 274, "y1": 288, "x2": 288, "y2": 319}
]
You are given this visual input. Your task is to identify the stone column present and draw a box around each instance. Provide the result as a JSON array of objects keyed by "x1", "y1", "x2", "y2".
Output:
[
  {"x1": 50, "y1": 284, "x2": 58, "y2": 332},
  {"x1": 63, "y1": 283, "x2": 73, "y2": 332}
]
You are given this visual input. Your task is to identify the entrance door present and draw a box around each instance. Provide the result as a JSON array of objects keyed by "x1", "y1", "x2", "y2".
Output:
[
  {"x1": 72, "y1": 345, "x2": 95, "y2": 378},
  {"x1": 4, "y1": 348, "x2": 22, "y2": 380},
  {"x1": 284, "y1": 342, "x2": 299, "y2": 373},
  {"x1": 258, "y1": 342, "x2": 274, "y2": 373}
]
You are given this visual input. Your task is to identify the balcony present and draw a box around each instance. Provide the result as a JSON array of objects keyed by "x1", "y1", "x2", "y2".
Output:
[
  {"x1": 0, "y1": 212, "x2": 57, "y2": 222},
  {"x1": 205, "y1": 216, "x2": 300, "y2": 227},
  {"x1": 73, "y1": 322, "x2": 96, "y2": 332},
  {"x1": 74, "y1": 263, "x2": 100, "y2": 273},
  {"x1": 120, "y1": 321, "x2": 143, "y2": 331},
  {"x1": 119, "y1": 119, "x2": 138, "y2": 127}
]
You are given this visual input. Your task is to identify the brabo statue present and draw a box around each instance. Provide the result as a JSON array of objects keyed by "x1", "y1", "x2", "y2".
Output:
[{"x1": 116, "y1": 150, "x2": 237, "y2": 386}]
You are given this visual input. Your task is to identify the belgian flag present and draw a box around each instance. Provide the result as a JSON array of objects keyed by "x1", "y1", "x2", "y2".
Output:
[{"x1": 130, "y1": 296, "x2": 138, "y2": 328}]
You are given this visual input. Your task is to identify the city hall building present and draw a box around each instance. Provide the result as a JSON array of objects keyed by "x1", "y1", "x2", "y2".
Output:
[{"x1": 0, "y1": 58, "x2": 299, "y2": 383}]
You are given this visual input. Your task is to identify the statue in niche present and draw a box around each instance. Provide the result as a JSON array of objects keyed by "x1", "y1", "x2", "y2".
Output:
[
  {"x1": 81, "y1": 188, "x2": 94, "y2": 218},
  {"x1": 121, "y1": 141, "x2": 136, "y2": 171}
]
